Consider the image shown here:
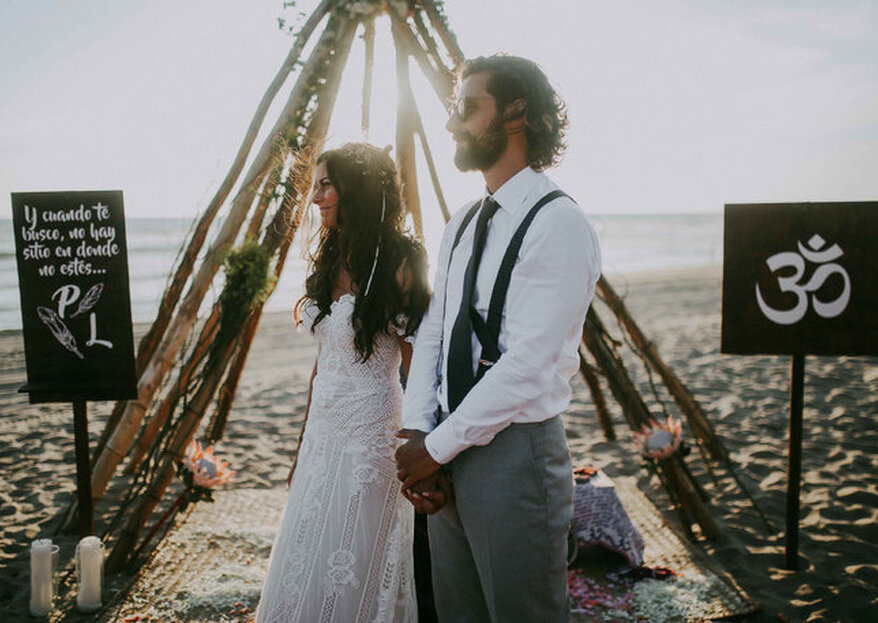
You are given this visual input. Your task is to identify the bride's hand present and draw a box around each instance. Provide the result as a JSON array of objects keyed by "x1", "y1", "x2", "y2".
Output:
[{"x1": 404, "y1": 470, "x2": 453, "y2": 515}]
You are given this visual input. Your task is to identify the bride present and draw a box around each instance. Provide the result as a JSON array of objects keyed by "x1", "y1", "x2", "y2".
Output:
[{"x1": 255, "y1": 143, "x2": 435, "y2": 622}]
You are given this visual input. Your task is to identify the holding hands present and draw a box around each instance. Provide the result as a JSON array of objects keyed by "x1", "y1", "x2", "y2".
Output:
[{"x1": 395, "y1": 429, "x2": 452, "y2": 514}]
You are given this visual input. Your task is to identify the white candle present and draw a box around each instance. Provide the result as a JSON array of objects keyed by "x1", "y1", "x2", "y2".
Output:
[
  {"x1": 29, "y1": 538, "x2": 58, "y2": 617},
  {"x1": 76, "y1": 536, "x2": 105, "y2": 612}
]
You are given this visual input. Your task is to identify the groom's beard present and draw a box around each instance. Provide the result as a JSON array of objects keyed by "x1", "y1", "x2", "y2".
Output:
[{"x1": 453, "y1": 113, "x2": 507, "y2": 172}]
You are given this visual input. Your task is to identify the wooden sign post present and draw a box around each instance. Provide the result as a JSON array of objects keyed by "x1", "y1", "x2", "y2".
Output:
[
  {"x1": 721, "y1": 201, "x2": 878, "y2": 570},
  {"x1": 11, "y1": 190, "x2": 137, "y2": 536}
]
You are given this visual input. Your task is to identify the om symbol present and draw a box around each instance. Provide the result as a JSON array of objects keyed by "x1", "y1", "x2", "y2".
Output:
[{"x1": 755, "y1": 234, "x2": 851, "y2": 325}]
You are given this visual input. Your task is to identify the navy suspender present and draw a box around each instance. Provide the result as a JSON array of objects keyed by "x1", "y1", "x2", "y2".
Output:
[{"x1": 447, "y1": 190, "x2": 572, "y2": 383}]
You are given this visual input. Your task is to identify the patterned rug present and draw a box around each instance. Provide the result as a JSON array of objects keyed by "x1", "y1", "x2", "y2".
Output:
[
  {"x1": 49, "y1": 481, "x2": 755, "y2": 623},
  {"x1": 569, "y1": 477, "x2": 758, "y2": 622}
]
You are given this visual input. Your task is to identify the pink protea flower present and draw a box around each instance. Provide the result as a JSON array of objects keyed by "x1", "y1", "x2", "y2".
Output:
[
  {"x1": 633, "y1": 415, "x2": 683, "y2": 459},
  {"x1": 184, "y1": 440, "x2": 235, "y2": 489}
]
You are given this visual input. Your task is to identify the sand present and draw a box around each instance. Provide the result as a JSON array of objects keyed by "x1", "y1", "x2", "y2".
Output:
[{"x1": 1, "y1": 266, "x2": 877, "y2": 621}]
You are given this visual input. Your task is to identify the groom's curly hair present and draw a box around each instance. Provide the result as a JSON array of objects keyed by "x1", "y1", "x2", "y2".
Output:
[{"x1": 462, "y1": 54, "x2": 568, "y2": 171}]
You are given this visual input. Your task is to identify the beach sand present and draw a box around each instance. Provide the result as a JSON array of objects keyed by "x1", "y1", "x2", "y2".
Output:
[{"x1": 1, "y1": 266, "x2": 877, "y2": 621}]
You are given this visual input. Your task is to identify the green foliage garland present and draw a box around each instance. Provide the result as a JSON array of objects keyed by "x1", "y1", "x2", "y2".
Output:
[{"x1": 219, "y1": 239, "x2": 272, "y2": 336}]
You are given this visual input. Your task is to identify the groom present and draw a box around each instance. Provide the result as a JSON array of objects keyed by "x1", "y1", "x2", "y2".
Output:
[{"x1": 396, "y1": 54, "x2": 601, "y2": 622}]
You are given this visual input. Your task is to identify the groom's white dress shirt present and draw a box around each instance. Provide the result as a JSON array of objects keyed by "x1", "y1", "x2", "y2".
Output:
[{"x1": 402, "y1": 167, "x2": 601, "y2": 465}]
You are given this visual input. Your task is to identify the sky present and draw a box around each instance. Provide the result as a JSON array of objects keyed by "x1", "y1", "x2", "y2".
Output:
[{"x1": 2, "y1": 0, "x2": 877, "y2": 245}]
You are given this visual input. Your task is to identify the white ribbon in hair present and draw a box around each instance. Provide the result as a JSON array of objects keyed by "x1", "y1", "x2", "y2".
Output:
[{"x1": 362, "y1": 192, "x2": 386, "y2": 298}]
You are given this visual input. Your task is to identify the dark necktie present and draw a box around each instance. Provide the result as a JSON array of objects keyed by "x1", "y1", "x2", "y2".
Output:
[{"x1": 447, "y1": 196, "x2": 501, "y2": 412}]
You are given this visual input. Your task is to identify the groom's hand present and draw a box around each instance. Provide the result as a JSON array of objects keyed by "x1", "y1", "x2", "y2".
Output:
[{"x1": 395, "y1": 429, "x2": 441, "y2": 489}]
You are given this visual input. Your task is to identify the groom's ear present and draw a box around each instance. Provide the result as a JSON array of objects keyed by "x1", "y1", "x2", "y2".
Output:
[{"x1": 502, "y1": 99, "x2": 527, "y2": 121}]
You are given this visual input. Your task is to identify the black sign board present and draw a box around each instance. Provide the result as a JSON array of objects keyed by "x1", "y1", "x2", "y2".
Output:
[
  {"x1": 722, "y1": 202, "x2": 878, "y2": 356},
  {"x1": 11, "y1": 190, "x2": 137, "y2": 403},
  {"x1": 721, "y1": 200, "x2": 877, "y2": 571}
]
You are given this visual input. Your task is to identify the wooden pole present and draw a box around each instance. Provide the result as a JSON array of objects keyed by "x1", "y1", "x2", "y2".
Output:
[
  {"x1": 582, "y1": 308, "x2": 652, "y2": 430},
  {"x1": 207, "y1": 317, "x2": 259, "y2": 443},
  {"x1": 596, "y1": 277, "x2": 773, "y2": 531},
  {"x1": 90, "y1": 15, "x2": 349, "y2": 502},
  {"x1": 578, "y1": 349, "x2": 615, "y2": 441},
  {"x1": 583, "y1": 310, "x2": 720, "y2": 538},
  {"x1": 126, "y1": 307, "x2": 221, "y2": 473},
  {"x1": 106, "y1": 20, "x2": 356, "y2": 570},
  {"x1": 412, "y1": 10, "x2": 453, "y2": 77},
  {"x1": 92, "y1": 0, "x2": 332, "y2": 467},
  {"x1": 411, "y1": 100, "x2": 451, "y2": 223},
  {"x1": 72, "y1": 399, "x2": 94, "y2": 536},
  {"x1": 785, "y1": 354, "x2": 805, "y2": 570},
  {"x1": 393, "y1": 24, "x2": 424, "y2": 238},
  {"x1": 388, "y1": 7, "x2": 454, "y2": 103},
  {"x1": 421, "y1": 0, "x2": 465, "y2": 66},
  {"x1": 596, "y1": 276, "x2": 729, "y2": 461},
  {"x1": 659, "y1": 456, "x2": 719, "y2": 539},
  {"x1": 106, "y1": 335, "x2": 241, "y2": 572},
  {"x1": 246, "y1": 163, "x2": 284, "y2": 238},
  {"x1": 361, "y1": 17, "x2": 375, "y2": 138},
  {"x1": 207, "y1": 175, "x2": 311, "y2": 444}
]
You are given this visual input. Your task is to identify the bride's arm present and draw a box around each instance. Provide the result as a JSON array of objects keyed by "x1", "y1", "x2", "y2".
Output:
[
  {"x1": 397, "y1": 336, "x2": 413, "y2": 378},
  {"x1": 287, "y1": 358, "x2": 318, "y2": 487},
  {"x1": 395, "y1": 255, "x2": 415, "y2": 379}
]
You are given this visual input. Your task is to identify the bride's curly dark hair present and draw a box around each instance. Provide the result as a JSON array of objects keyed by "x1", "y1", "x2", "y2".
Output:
[{"x1": 295, "y1": 143, "x2": 429, "y2": 362}]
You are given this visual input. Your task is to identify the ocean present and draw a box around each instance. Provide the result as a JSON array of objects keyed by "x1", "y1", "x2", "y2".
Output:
[{"x1": 0, "y1": 213, "x2": 723, "y2": 332}]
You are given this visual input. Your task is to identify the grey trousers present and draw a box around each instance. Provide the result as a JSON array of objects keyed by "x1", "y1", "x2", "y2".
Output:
[{"x1": 427, "y1": 416, "x2": 573, "y2": 623}]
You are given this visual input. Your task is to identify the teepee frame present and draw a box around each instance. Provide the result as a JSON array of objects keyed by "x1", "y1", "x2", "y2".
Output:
[{"x1": 62, "y1": 0, "x2": 763, "y2": 570}]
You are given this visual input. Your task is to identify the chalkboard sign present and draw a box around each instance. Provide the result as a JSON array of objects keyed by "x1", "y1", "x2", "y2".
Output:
[
  {"x1": 11, "y1": 191, "x2": 137, "y2": 403},
  {"x1": 722, "y1": 202, "x2": 878, "y2": 356}
]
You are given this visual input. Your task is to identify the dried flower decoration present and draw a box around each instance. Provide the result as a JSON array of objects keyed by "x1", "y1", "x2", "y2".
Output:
[
  {"x1": 633, "y1": 416, "x2": 683, "y2": 460},
  {"x1": 573, "y1": 465, "x2": 598, "y2": 484},
  {"x1": 177, "y1": 440, "x2": 235, "y2": 504},
  {"x1": 134, "y1": 441, "x2": 236, "y2": 562},
  {"x1": 340, "y1": 142, "x2": 395, "y2": 187}
]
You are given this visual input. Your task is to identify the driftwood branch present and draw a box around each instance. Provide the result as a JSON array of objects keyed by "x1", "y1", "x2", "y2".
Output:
[
  {"x1": 421, "y1": 0, "x2": 465, "y2": 67},
  {"x1": 410, "y1": 93, "x2": 450, "y2": 223},
  {"x1": 412, "y1": 10, "x2": 453, "y2": 78},
  {"x1": 105, "y1": 19, "x2": 357, "y2": 572},
  {"x1": 388, "y1": 7, "x2": 454, "y2": 103},
  {"x1": 90, "y1": 15, "x2": 350, "y2": 502},
  {"x1": 659, "y1": 457, "x2": 720, "y2": 539},
  {"x1": 596, "y1": 276, "x2": 729, "y2": 462},
  {"x1": 207, "y1": 152, "x2": 315, "y2": 443},
  {"x1": 126, "y1": 306, "x2": 221, "y2": 473},
  {"x1": 361, "y1": 17, "x2": 376, "y2": 137},
  {"x1": 578, "y1": 348, "x2": 615, "y2": 441},
  {"x1": 582, "y1": 308, "x2": 652, "y2": 430},
  {"x1": 393, "y1": 24, "x2": 424, "y2": 238},
  {"x1": 92, "y1": 0, "x2": 331, "y2": 468}
]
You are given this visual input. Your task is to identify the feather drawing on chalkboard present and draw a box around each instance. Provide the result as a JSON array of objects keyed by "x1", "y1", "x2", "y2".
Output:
[
  {"x1": 37, "y1": 306, "x2": 84, "y2": 359},
  {"x1": 70, "y1": 283, "x2": 104, "y2": 318}
]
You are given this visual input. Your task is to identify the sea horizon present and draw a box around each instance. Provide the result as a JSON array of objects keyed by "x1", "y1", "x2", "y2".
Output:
[{"x1": 0, "y1": 213, "x2": 724, "y2": 332}]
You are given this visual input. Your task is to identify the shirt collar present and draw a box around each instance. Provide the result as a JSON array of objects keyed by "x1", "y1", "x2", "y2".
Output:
[{"x1": 486, "y1": 167, "x2": 541, "y2": 215}]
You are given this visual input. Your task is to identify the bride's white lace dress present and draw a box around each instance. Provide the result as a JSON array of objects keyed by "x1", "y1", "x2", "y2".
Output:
[{"x1": 256, "y1": 295, "x2": 416, "y2": 623}]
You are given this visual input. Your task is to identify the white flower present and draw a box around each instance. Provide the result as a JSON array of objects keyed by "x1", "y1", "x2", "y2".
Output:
[
  {"x1": 328, "y1": 549, "x2": 355, "y2": 568},
  {"x1": 352, "y1": 465, "x2": 377, "y2": 484}
]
